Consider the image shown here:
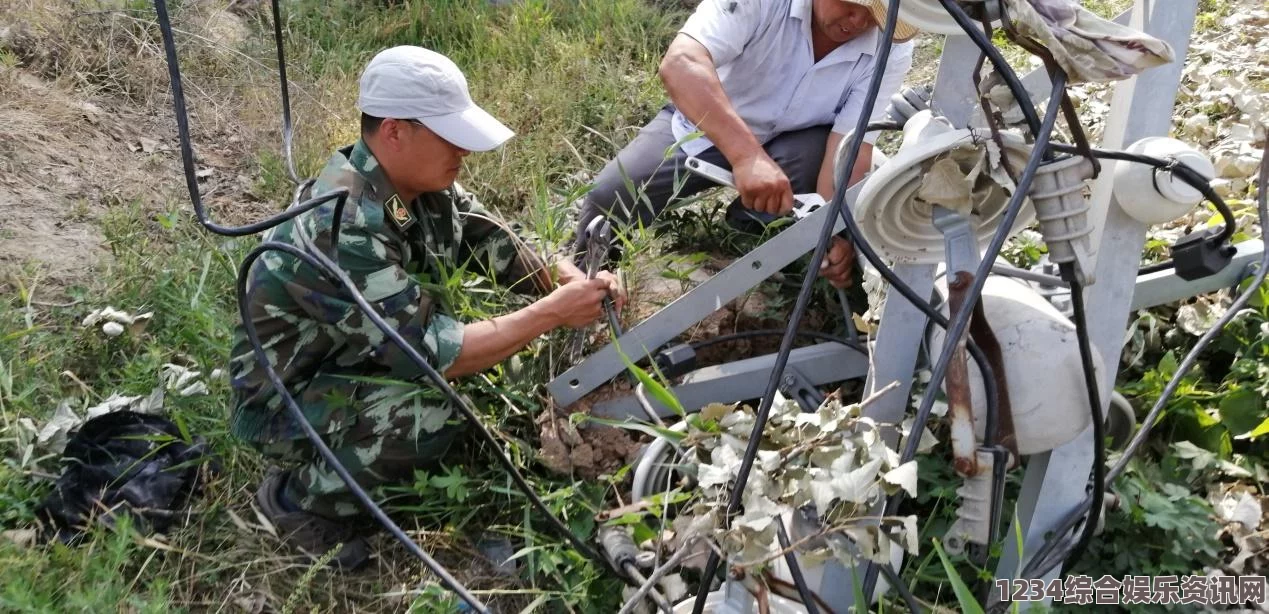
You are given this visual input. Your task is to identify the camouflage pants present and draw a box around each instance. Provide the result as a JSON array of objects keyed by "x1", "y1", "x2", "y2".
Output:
[{"x1": 253, "y1": 384, "x2": 462, "y2": 519}]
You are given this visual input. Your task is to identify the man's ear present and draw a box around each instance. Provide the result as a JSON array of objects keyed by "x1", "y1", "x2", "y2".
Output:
[{"x1": 378, "y1": 118, "x2": 403, "y2": 150}]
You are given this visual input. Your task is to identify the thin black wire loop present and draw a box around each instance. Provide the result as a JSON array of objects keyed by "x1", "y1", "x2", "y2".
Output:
[{"x1": 1048, "y1": 142, "x2": 1238, "y2": 244}]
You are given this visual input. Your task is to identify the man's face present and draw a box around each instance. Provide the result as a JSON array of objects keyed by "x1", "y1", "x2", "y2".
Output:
[
  {"x1": 383, "y1": 119, "x2": 470, "y2": 193},
  {"x1": 812, "y1": 0, "x2": 876, "y2": 44}
]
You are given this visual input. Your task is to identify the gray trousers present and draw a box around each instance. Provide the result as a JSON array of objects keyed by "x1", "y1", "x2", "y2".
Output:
[{"x1": 574, "y1": 106, "x2": 831, "y2": 256}]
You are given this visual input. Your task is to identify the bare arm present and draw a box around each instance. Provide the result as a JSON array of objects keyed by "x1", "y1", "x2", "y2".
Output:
[
  {"x1": 659, "y1": 34, "x2": 792, "y2": 215},
  {"x1": 443, "y1": 301, "x2": 562, "y2": 379},
  {"x1": 660, "y1": 34, "x2": 763, "y2": 168},
  {"x1": 813, "y1": 132, "x2": 869, "y2": 289}
]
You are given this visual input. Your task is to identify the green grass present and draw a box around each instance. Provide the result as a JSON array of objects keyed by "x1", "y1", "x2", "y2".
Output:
[
  {"x1": 274, "y1": 0, "x2": 683, "y2": 213},
  {"x1": 1, "y1": 0, "x2": 1264, "y2": 612}
]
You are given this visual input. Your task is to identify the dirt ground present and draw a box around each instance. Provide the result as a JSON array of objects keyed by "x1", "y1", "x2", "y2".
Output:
[{"x1": 0, "y1": 4, "x2": 273, "y2": 292}]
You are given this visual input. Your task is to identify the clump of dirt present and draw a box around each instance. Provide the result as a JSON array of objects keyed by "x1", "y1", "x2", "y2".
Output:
[{"x1": 536, "y1": 401, "x2": 641, "y2": 480}]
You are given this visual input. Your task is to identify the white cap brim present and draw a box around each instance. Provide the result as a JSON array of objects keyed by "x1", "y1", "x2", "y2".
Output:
[{"x1": 419, "y1": 104, "x2": 514, "y2": 152}]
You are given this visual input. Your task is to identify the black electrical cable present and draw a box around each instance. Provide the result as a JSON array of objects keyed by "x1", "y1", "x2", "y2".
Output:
[
  {"x1": 857, "y1": 70, "x2": 1068, "y2": 601},
  {"x1": 152, "y1": 0, "x2": 633, "y2": 602},
  {"x1": 878, "y1": 560, "x2": 924, "y2": 614},
  {"x1": 688, "y1": 0, "x2": 906, "y2": 609},
  {"x1": 1048, "y1": 142, "x2": 1238, "y2": 245},
  {"x1": 776, "y1": 518, "x2": 820, "y2": 614},
  {"x1": 1057, "y1": 271, "x2": 1105, "y2": 575},
  {"x1": 1017, "y1": 140, "x2": 1269, "y2": 583},
  {"x1": 269, "y1": 0, "x2": 301, "y2": 185},
  {"x1": 937, "y1": 0, "x2": 1041, "y2": 136}
]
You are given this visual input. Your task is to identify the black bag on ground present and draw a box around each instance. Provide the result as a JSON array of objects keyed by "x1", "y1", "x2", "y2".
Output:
[{"x1": 36, "y1": 410, "x2": 218, "y2": 542}]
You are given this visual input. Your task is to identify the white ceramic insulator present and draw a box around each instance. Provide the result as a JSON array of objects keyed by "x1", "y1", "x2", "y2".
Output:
[
  {"x1": 1113, "y1": 137, "x2": 1215, "y2": 225},
  {"x1": 854, "y1": 111, "x2": 1036, "y2": 265},
  {"x1": 927, "y1": 274, "x2": 1101, "y2": 455}
]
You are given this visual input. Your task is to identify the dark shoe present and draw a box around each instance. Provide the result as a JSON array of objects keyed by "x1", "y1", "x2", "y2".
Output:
[{"x1": 255, "y1": 470, "x2": 370, "y2": 571}]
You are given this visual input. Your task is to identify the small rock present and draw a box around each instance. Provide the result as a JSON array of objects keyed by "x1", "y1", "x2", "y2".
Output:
[
  {"x1": 101, "y1": 321, "x2": 125, "y2": 337},
  {"x1": 2, "y1": 529, "x2": 38, "y2": 549}
]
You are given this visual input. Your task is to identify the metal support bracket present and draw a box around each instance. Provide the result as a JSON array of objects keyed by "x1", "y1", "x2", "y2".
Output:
[
  {"x1": 547, "y1": 185, "x2": 854, "y2": 407},
  {"x1": 592, "y1": 342, "x2": 868, "y2": 420}
]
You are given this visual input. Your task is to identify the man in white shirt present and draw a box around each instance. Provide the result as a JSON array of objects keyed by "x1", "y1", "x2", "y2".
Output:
[{"x1": 574, "y1": 0, "x2": 916, "y2": 288}]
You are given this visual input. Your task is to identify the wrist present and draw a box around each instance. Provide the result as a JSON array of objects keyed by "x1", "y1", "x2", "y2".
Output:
[{"x1": 527, "y1": 294, "x2": 564, "y2": 330}]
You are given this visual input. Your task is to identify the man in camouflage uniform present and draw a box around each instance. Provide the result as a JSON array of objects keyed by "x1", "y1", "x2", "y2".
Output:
[{"x1": 229, "y1": 46, "x2": 623, "y2": 570}]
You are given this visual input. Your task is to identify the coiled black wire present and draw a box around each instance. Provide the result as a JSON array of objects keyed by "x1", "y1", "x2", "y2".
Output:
[
  {"x1": 1048, "y1": 142, "x2": 1239, "y2": 245},
  {"x1": 152, "y1": 0, "x2": 640, "y2": 610}
]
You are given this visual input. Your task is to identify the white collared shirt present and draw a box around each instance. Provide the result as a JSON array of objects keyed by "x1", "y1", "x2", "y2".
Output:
[{"x1": 672, "y1": 0, "x2": 914, "y2": 157}]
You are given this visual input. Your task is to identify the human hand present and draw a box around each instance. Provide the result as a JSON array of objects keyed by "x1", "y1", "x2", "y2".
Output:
[
  {"x1": 553, "y1": 259, "x2": 587, "y2": 286},
  {"x1": 819, "y1": 236, "x2": 856, "y2": 289},
  {"x1": 544, "y1": 278, "x2": 617, "y2": 329},
  {"x1": 732, "y1": 152, "x2": 793, "y2": 216},
  {"x1": 593, "y1": 270, "x2": 626, "y2": 313}
]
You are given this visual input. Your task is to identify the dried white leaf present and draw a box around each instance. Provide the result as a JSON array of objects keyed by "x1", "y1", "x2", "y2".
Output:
[
  {"x1": 917, "y1": 156, "x2": 974, "y2": 215},
  {"x1": 35, "y1": 400, "x2": 82, "y2": 454},
  {"x1": 697, "y1": 463, "x2": 732, "y2": 490},
  {"x1": 177, "y1": 382, "x2": 209, "y2": 397},
  {"x1": 902, "y1": 515, "x2": 920, "y2": 554},
  {"x1": 658, "y1": 574, "x2": 688, "y2": 604},
  {"x1": 736, "y1": 496, "x2": 782, "y2": 531},
  {"x1": 699, "y1": 402, "x2": 733, "y2": 422},
  {"x1": 161, "y1": 364, "x2": 203, "y2": 391},
  {"x1": 1, "y1": 529, "x2": 37, "y2": 549},
  {"x1": 137, "y1": 387, "x2": 165, "y2": 414},
  {"x1": 833, "y1": 458, "x2": 882, "y2": 504},
  {"x1": 1216, "y1": 492, "x2": 1263, "y2": 530},
  {"x1": 1176, "y1": 301, "x2": 1227, "y2": 336},
  {"x1": 757, "y1": 449, "x2": 781, "y2": 474},
  {"x1": 883, "y1": 461, "x2": 919, "y2": 497}
]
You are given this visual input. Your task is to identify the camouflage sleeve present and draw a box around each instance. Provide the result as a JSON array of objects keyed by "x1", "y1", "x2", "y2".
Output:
[
  {"x1": 287, "y1": 208, "x2": 465, "y2": 377},
  {"x1": 451, "y1": 183, "x2": 550, "y2": 295}
]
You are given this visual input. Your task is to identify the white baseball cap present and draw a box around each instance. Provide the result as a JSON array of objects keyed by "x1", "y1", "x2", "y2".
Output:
[{"x1": 357, "y1": 46, "x2": 514, "y2": 152}]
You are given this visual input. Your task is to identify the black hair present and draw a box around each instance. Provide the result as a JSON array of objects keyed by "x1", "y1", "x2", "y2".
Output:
[{"x1": 361, "y1": 113, "x2": 384, "y2": 137}]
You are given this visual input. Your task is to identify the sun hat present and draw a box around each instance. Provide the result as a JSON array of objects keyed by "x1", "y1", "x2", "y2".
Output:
[
  {"x1": 357, "y1": 46, "x2": 514, "y2": 152},
  {"x1": 843, "y1": 0, "x2": 920, "y2": 43}
]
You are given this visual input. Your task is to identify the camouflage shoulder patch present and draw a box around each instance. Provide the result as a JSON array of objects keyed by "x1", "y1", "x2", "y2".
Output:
[{"x1": 384, "y1": 194, "x2": 415, "y2": 231}]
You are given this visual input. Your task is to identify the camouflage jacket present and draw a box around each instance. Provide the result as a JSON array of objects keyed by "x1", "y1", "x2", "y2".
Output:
[{"x1": 228, "y1": 139, "x2": 546, "y2": 443}]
